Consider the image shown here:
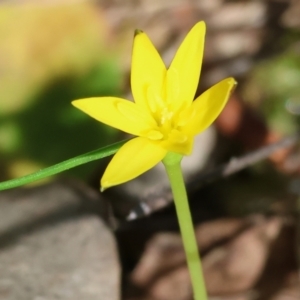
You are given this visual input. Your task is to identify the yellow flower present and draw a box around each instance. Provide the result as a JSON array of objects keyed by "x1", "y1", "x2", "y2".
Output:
[{"x1": 72, "y1": 21, "x2": 236, "y2": 190}]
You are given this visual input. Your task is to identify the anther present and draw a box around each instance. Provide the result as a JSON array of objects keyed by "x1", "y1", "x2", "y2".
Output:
[{"x1": 146, "y1": 130, "x2": 164, "y2": 140}]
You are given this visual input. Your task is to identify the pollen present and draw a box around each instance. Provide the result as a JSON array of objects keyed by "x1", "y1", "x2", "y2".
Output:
[{"x1": 159, "y1": 107, "x2": 173, "y2": 125}]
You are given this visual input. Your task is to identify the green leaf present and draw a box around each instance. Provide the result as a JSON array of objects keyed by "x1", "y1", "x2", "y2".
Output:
[{"x1": 0, "y1": 139, "x2": 129, "y2": 191}]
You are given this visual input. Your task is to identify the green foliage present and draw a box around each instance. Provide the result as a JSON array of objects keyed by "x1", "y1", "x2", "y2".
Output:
[
  {"x1": 0, "y1": 3, "x2": 123, "y2": 180},
  {"x1": 243, "y1": 47, "x2": 300, "y2": 134},
  {"x1": 0, "y1": 63, "x2": 121, "y2": 179}
]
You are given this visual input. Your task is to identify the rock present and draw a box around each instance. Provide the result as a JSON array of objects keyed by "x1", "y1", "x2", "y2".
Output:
[
  {"x1": 281, "y1": 0, "x2": 300, "y2": 29},
  {"x1": 130, "y1": 218, "x2": 246, "y2": 290},
  {"x1": 269, "y1": 272, "x2": 300, "y2": 300},
  {"x1": 0, "y1": 179, "x2": 120, "y2": 300},
  {"x1": 203, "y1": 216, "x2": 282, "y2": 295},
  {"x1": 128, "y1": 216, "x2": 286, "y2": 299},
  {"x1": 130, "y1": 232, "x2": 186, "y2": 289},
  {"x1": 207, "y1": 2, "x2": 267, "y2": 30}
]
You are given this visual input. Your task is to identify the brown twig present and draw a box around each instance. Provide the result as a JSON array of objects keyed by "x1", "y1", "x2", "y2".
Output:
[{"x1": 127, "y1": 132, "x2": 300, "y2": 220}]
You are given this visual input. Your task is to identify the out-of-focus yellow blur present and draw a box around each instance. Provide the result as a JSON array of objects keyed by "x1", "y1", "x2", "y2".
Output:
[{"x1": 0, "y1": 1, "x2": 122, "y2": 182}]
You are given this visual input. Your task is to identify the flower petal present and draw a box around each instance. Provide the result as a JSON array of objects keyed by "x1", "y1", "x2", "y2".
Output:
[
  {"x1": 101, "y1": 137, "x2": 167, "y2": 189},
  {"x1": 72, "y1": 97, "x2": 156, "y2": 136},
  {"x1": 167, "y1": 21, "x2": 206, "y2": 110},
  {"x1": 185, "y1": 77, "x2": 237, "y2": 135},
  {"x1": 131, "y1": 30, "x2": 167, "y2": 110}
]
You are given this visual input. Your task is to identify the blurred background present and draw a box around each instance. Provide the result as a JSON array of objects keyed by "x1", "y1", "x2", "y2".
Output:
[
  {"x1": 0, "y1": 0, "x2": 300, "y2": 183},
  {"x1": 0, "y1": 0, "x2": 123, "y2": 182},
  {"x1": 0, "y1": 0, "x2": 300, "y2": 299}
]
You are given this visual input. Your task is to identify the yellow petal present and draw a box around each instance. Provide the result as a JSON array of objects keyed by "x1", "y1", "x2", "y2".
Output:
[
  {"x1": 167, "y1": 21, "x2": 206, "y2": 111},
  {"x1": 72, "y1": 97, "x2": 156, "y2": 136},
  {"x1": 101, "y1": 137, "x2": 167, "y2": 189},
  {"x1": 131, "y1": 30, "x2": 167, "y2": 110},
  {"x1": 185, "y1": 77, "x2": 237, "y2": 135}
]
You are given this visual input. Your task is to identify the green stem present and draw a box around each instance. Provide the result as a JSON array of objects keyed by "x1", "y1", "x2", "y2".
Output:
[
  {"x1": 163, "y1": 152, "x2": 207, "y2": 300},
  {"x1": 0, "y1": 139, "x2": 129, "y2": 191}
]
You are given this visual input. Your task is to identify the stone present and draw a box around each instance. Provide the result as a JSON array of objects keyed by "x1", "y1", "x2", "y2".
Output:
[
  {"x1": 0, "y1": 179, "x2": 120, "y2": 300},
  {"x1": 128, "y1": 216, "x2": 287, "y2": 299},
  {"x1": 203, "y1": 216, "x2": 282, "y2": 295},
  {"x1": 269, "y1": 272, "x2": 300, "y2": 300}
]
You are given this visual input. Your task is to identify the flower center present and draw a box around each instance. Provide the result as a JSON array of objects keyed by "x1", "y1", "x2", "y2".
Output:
[
  {"x1": 147, "y1": 104, "x2": 189, "y2": 144},
  {"x1": 145, "y1": 85, "x2": 190, "y2": 145}
]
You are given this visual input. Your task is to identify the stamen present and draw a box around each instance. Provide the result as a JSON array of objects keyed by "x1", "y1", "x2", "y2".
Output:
[
  {"x1": 160, "y1": 107, "x2": 174, "y2": 125},
  {"x1": 146, "y1": 130, "x2": 164, "y2": 140}
]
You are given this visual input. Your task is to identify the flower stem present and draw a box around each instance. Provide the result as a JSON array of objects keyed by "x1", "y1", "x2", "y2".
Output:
[{"x1": 163, "y1": 152, "x2": 207, "y2": 300}]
